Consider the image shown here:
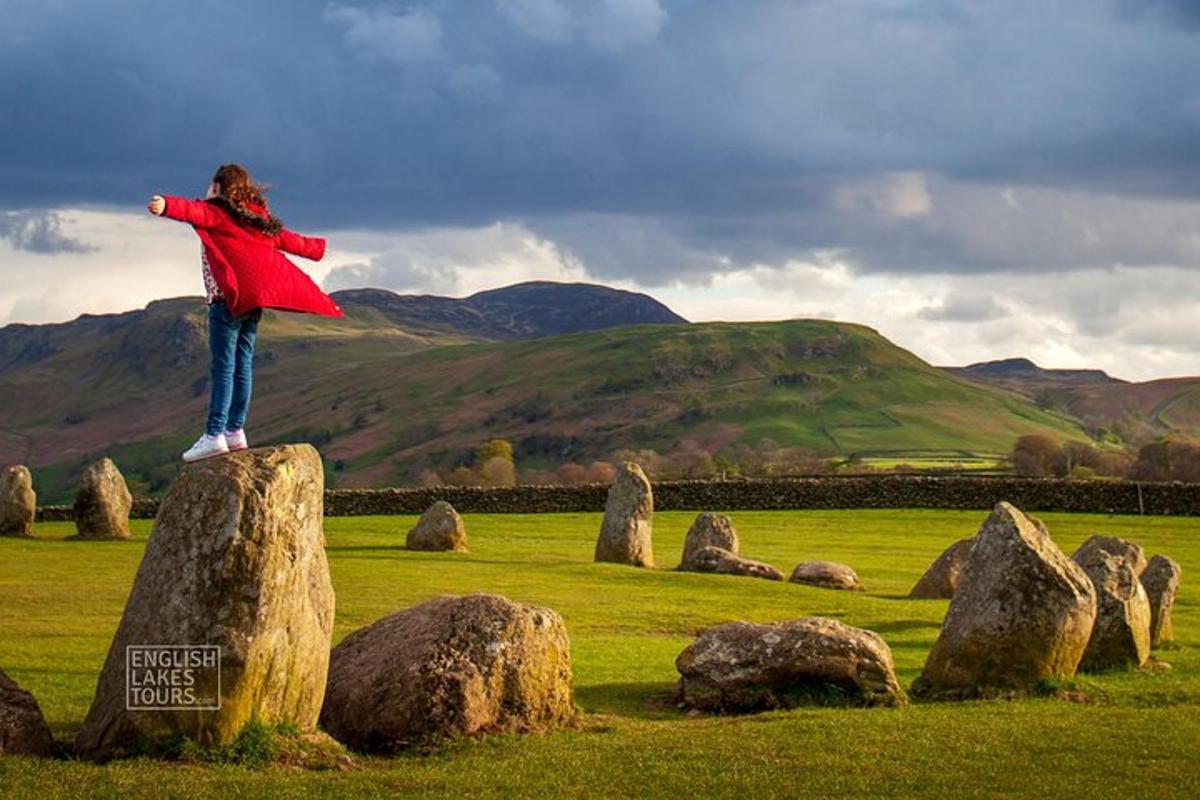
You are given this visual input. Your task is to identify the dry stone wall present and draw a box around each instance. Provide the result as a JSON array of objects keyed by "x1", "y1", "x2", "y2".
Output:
[{"x1": 34, "y1": 475, "x2": 1200, "y2": 520}]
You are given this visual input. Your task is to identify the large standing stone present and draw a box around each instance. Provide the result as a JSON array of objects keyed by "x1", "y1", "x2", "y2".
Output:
[
  {"x1": 680, "y1": 513, "x2": 739, "y2": 568},
  {"x1": 1071, "y1": 535, "x2": 1147, "y2": 577},
  {"x1": 1073, "y1": 549, "x2": 1151, "y2": 671},
  {"x1": 320, "y1": 593, "x2": 576, "y2": 753},
  {"x1": 0, "y1": 668, "x2": 55, "y2": 757},
  {"x1": 594, "y1": 461, "x2": 654, "y2": 567},
  {"x1": 687, "y1": 546, "x2": 785, "y2": 581},
  {"x1": 0, "y1": 465, "x2": 35, "y2": 538},
  {"x1": 675, "y1": 618, "x2": 906, "y2": 712},
  {"x1": 788, "y1": 561, "x2": 863, "y2": 591},
  {"x1": 72, "y1": 445, "x2": 335, "y2": 761},
  {"x1": 405, "y1": 500, "x2": 467, "y2": 552},
  {"x1": 908, "y1": 538, "x2": 974, "y2": 599},
  {"x1": 912, "y1": 502, "x2": 1097, "y2": 698},
  {"x1": 1140, "y1": 555, "x2": 1182, "y2": 648},
  {"x1": 72, "y1": 458, "x2": 133, "y2": 540}
]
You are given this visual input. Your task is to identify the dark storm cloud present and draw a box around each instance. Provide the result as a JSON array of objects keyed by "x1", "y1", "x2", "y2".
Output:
[
  {"x1": 3, "y1": 0, "x2": 1200, "y2": 279},
  {"x1": 0, "y1": 211, "x2": 94, "y2": 254}
]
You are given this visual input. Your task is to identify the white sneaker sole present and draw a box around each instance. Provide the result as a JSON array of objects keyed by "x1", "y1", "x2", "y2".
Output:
[{"x1": 182, "y1": 447, "x2": 230, "y2": 463}]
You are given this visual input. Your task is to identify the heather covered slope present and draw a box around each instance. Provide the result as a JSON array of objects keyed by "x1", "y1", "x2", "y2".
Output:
[
  {"x1": 3, "y1": 296, "x2": 1088, "y2": 503},
  {"x1": 948, "y1": 358, "x2": 1200, "y2": 445}
]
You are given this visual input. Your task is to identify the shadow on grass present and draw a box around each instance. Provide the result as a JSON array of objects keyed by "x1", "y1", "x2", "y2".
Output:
[
  {"x1": 574, "y1": 681, "x2": 681, "y2": 718},
  {"x1": 867, "y1": 619, "x2": 943, "y2": 634}
]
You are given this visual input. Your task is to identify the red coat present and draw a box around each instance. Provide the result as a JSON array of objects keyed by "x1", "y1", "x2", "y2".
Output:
[{"x1": 161, "y1": 195, "x2": 343, "y2": 318}]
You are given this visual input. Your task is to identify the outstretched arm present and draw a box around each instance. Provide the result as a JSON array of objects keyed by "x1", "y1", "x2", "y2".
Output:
[
  {"x1": 274, "y1": 228, "x2": 327, "y2": 261},
  {"x1": 148, "y1": 194, "x2": 223, "y2": 228}
]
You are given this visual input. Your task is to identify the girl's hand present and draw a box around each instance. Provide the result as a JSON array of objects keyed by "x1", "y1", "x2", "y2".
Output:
[{"x1": 147, "y1": 195, "x2": 166, "y2": 216}]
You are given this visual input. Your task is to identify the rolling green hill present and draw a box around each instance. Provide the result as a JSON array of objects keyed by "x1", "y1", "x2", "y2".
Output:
[{"x1": 0, "y1": 283, "x2": 1093, "y2": 503}]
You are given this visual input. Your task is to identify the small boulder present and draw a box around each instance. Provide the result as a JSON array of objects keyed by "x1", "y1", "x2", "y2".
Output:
[
  {"x1": 1140, "y1": 555, "x2": 1182, "y2": 648},
  {"x1": 72, "y1": 458, "x2": 133, "y2": 540},
  {"x1": 320, "y1": 593, "x2": 576, "y2": 752},
  {"x1": 594, "y1": 461, "x2": 654, "y2": 567},
  {"x1": 1073, "y1": 549, "x2": 1151, "y2": 671},
  {"x1": 73, "y1": 445, "x2": 335, "y2": 761},
  {"x1": 675, "y1": 617, "x2": 906, "y2": 712},
  {"x1": 913, "y1": 502, "x2": 1097, "y2": 698},
  {"x1": 0, "y1": 668, "x2": 55, "y2": 757},
  {"x1": 0, "y1": 465, "x2": 35, "y2": 538},
  {"x1": 908, "y1": 538, "x2": 974, "y2": 599},
  {"x1": 688, "y1": 546, "x2": 784, "y2": 581},
  {"x1": 1071, "y1": 535, "x2": 1147, "y2": 577},
  {"x1": 788, "y1": 561, "x2": 863, "y2": 591},
  {"x1": 680, "y1": 513, "x2": 739, "y2": 568},
  {"x1": 405, "y1": 500, "x2": 467, "y2": 552}
]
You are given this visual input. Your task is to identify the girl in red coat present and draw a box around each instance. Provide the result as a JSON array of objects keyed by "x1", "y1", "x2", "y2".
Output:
[{"x1": 148, "y1": 163, "x2": 342, "y2": 462}]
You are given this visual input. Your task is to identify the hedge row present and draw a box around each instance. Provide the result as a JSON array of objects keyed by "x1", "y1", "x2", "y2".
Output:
[{"x1": 34, "y1": 476, "x2": 1200, "y2": 520}]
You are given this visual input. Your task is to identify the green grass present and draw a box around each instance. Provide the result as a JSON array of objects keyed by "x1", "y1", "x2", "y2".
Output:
[{"x1": 1, "y1": 508, "x2": 1197, "y2": 798}]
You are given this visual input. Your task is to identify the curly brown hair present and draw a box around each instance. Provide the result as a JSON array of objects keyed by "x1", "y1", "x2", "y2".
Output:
[{"x1": 208, "y1": 163, "x2": 283, "y2": 235}]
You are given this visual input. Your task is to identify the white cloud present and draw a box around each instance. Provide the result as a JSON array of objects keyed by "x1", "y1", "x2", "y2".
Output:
[
  {"x1": 323, "y1": 4, "x2": 444, "y2": 64},
  {"x1": 5, "y1": 206, "x2": 1200, "y2": 384},
  {"x1": 322, "y1": 220, "x2": 589, "y2": 296},
  {"x1": 833, "y1": 171, "x2": 933, "y2": 220},
  {"x1": 497, "y1": 0, "x2": 667, "y2": 50}
]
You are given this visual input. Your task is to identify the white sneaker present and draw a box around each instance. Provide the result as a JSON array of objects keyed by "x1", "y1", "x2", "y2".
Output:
[
  {"x1": 224, "y1": 429, "x2": 248, "y2": 451},
  {"x1": 183, "y1": 433, "x2": 229, "y2": 462}
]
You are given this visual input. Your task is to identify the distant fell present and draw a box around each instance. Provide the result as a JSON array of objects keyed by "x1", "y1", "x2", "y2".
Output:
[
  {"x1": 948, "y1": 357, "x2": 1123, "y2": 386},
  {"x1": 331, "y1": 280, "x2": 688, "y2": 341}
]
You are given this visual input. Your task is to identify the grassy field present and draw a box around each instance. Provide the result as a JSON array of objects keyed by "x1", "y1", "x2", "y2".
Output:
[{"x1": 1, "y1": 508, "x2": 1197, "y2": 798}]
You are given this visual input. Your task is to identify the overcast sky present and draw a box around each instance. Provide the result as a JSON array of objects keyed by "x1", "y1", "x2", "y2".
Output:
[{"x1": 3, "y1": 0, "x2": 1200, "y2": 380}]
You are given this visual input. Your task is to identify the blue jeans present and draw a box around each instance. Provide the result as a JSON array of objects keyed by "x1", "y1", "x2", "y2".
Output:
[{"x1": 206, "y1": 300, "x2": 262, "y2": 436}]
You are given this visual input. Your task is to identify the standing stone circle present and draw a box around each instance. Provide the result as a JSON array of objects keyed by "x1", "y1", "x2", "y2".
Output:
[
  {"x1": 675, "y1": 617, "x2": 906, "y2": 712},
  {"x1": 73, "y1": 444, "x2": 335, "y2": 761},
  {"x1": 1073, "y1": 548, "x2": 1151, "y2": 672},
  {"x1": 406, "y1": 500, "x2": 468, "y2": 552},
  {"x1": 788, "y1": 561, "x2": 863, "y2": 591},
  {"x1": 594, "y1": 461, "x2": 654, "y2": 567},
  {"x1": 912, "y1": 502, "x2": 1097, "y2": 698},
  {"x1": 72, "y1": 458, "x2": 133, "y2": 540},
  {"x1": 0, "y1": 465, "x2": 35, "y2": 538},
  {"x1": 1140, "y1": 555, "x2": 1182, "y2": 648},
  {"x1": 320, "y1": 593, "x2": 576, "y2": 753},
  {"x1": 1071, "y1": 535, "x2": 1147, "y2": 577},
  {"x1": 0, "y1": 668, "x2": 55, "y2": 757},
  {"x1": 909, "y1": 538, "x2": 974, "y2": 599}
]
